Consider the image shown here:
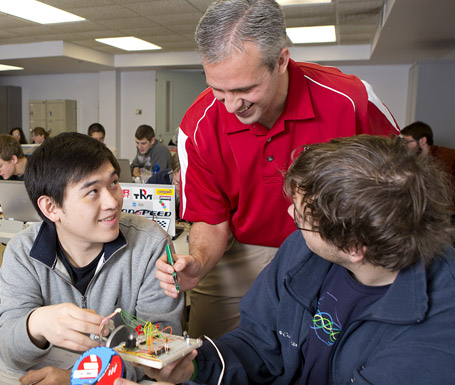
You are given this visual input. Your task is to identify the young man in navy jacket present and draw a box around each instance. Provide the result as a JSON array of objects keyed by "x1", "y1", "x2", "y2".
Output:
[{"x1": 119, "y1": 135, "x2": 455, "y2": 385}]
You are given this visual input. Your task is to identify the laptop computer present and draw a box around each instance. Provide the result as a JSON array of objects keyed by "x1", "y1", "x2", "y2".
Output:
[
  {"x1": 120, "y1": 183, "x2": 176, "y2": 237},
  {"x1": 0, "y1": 181, "x2": 41, "y2": 223},
  {"x1": 117, "y1": 158, "x2": 133, "y2": 183},
  {"x1": 21, "y1": 144, "x2": 40, "y2": 157},
  {"x1": 0, "y1": 181, "x2": 42, "y2": 243}
]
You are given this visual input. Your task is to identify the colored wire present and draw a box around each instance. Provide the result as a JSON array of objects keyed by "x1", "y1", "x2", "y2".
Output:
[
  {"x1": 100, "y1": 308, "x2": 180, "y2": 361},
  {"x1": 120, "y1": 310, "x2": 147, "y2": 330},
  {"x1": 98, "y1": 308, "x2": 121, "y2": 338},
  {"x1": 118, "y1": 309, "x2": 174, "y2": 351}
]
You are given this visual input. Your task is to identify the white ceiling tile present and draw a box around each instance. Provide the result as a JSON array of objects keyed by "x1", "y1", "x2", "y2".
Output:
[
  {"x1": 0, "y1": 0, "x2": 386, "y2": 53},
  {"x1": 0, "y1": 0, "x2": 448, "y2": 74},
  {"x1": 65, "y1": 5, "x2": 140, "y2": 20},
  {"x1": 41, "y1": 0, "x2": 116, "y2": 7},
  {"x1": 124, "y1": 0, "x2": 201, "y2": 15},
  {"x1": 185, "y1": 0, "x2": 215, "y2": 12}
]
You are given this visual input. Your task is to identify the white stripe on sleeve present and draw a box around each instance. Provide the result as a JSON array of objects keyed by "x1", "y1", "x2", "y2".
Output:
[{"x1": 177, "y1": 128, "x2": 189, "y2": 218}]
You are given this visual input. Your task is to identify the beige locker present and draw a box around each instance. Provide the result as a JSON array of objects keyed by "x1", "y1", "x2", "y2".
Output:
[{"x1": 29, "y1": 99, "x2": 77, "y2": 137}]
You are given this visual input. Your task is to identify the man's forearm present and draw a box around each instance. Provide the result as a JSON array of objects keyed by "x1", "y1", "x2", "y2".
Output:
[{"x1": 189, "y1": 221, "x2": 230, "y2": 278}]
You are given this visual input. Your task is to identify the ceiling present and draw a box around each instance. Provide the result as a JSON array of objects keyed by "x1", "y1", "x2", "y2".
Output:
[{"x1": 0, "y1": 0, "x2": 454, "y2": 75}]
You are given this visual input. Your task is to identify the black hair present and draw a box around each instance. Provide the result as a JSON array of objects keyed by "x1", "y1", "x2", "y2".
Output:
[
  {"x1": 401, "y1": 121, "x2": 434, "y2": 145},
  {"x1": 24, "y1": 132, "x2": 120, "y2": 221},
  {"x1": 88, "y1": 122, "x2": 106, "y2": 136},
  {"x1": 9, "y1": 127, "x2": 28, "y2": 144}
]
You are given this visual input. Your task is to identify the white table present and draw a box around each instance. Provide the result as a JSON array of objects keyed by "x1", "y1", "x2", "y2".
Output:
[{"x1": 0, "y1": 219, "x2": 26, "y2": 244}]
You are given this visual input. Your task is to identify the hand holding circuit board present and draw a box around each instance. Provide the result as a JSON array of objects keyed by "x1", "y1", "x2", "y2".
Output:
[{"x1": 100, "y1": 309, "x2": 202, "y2": 369}]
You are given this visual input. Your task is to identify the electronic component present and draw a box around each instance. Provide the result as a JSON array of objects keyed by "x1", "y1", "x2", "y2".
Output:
[
  {"x1": 107, "y1": 326, "x2": 202, "y2": 369},
  {"x1": 99, "y1": 309, "x2": 203, "y2": 369},
  {"x1": 124, "y1": 333, "x2": 136, "y2": 350},
  {"x1": 105, "y1": 324, "x2": 135, "y2": 348}
]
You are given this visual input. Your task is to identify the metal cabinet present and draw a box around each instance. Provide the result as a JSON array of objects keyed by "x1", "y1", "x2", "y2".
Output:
[
  {"x1": 0, "y1": 86, "x2": 22, "y2": 135},
  {"x1": 29, "y1": 99, "x2": 77, "y2": 137}
]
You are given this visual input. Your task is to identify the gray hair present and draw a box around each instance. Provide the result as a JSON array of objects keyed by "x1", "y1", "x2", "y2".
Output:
[{"x1": 195, "y1": 0, "x2": 287, "y2": 72}]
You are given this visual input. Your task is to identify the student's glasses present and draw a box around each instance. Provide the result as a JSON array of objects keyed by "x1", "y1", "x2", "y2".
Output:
[{"x1": 294, "y1": 206, "x2": 319, "y2": 233}]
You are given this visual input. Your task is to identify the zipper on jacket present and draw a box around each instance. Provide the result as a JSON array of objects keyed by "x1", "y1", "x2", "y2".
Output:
[
  {"x1": 81, "y1": 243, "x2": 127, "y2": 309},
  {"x1": 34, "y1": 258, "x2": 90, "y2": 309},
  {"x1": 327, "y1": 320, "x2": 360, "y2": 385},
  {"x1": 284, "y1": 278, "x2": 319, "y2": 374}
]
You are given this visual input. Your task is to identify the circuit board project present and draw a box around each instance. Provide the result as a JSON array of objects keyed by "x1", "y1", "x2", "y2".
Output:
[
  {"x1": 100, "y1": 309, "x2": 203, "y2": 369},
  {"x1": 111, "y1": 329, "x2": 202, "y2": 369}
]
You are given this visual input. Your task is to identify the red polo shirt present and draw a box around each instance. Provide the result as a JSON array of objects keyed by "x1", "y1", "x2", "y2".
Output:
[{"x1": 178, "y1": 60, "x2": 399, "y2": 248}]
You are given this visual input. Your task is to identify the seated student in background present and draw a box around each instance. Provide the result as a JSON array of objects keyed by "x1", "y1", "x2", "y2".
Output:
[
  {"x1": 131, "y1": 124, "x2": 172, "y2": 179},
  {"x1": 0, "y1": 134, "x2": 27, "y2": 180},
  {"x1": 147, "y1": 152, "x2": 181, "y2": 220},
  {"x1": 117, "y1": 135, "x2": 455, "y2": 385},
  {"x1": 401, "y1": 121, "x2": 455, "y2": 223},
  {"x1": 401, "y1": 121, "x2": 455, "y2": 180},
  {"x1": 0, "y1": 133, "x2": 183, "y2": 384},
  {"x1": 31, "y1": 126, "x2": 49, "y2": 144},
  {"x1": 88, "y1": 122, "x2": 118, "y2": 157},
  {"x1": 9, "y1": 127, "x2": 28, "y2": 144},
  {"x1": 147, "y1": 152, "x2": 180, "y2": 185}
]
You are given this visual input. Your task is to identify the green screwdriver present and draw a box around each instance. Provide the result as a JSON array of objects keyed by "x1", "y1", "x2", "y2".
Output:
[{"x1": 165, "y1": 244, "x2": 180, "y2": 293}]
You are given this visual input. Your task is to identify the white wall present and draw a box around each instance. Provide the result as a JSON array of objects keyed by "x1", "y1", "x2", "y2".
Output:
[
  {"x1": 0, "y1": 70, "x2": 158, "y2": 160},
  {"x1": 155, "y1": 70, "x2": 207, "y2": 145},
  {"x1": 407, "y1": 60, "x2": 455, "y2": 148},
  {"x1": 338, "y1": 64, "x2": 411, "y2": 129},
  {"x1": 0, "y1": 73, "x2": 99, "y2": 140},
  {"x1": 120, "y1": 70, "x2": 156, "y2": 161},
  {"x1": 98, "y1": 71, "x2": 120, "y2": 154},
  {"x1": 0, "y1": 63, "x2": 410, "y2": 161}
]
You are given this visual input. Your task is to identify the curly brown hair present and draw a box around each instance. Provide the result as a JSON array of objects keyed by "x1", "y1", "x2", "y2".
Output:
[{"x1": 284, "y1": 135, "x2": 455, "y2": 271}]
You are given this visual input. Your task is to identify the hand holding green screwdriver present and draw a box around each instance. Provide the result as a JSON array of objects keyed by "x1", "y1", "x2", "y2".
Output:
[{"x1": 165, "y1": 244, "x2": 180, "y2": 293}]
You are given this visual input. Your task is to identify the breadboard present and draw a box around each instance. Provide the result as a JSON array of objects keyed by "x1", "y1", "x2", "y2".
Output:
[{"x1": 112, "y1": 332, "x2": 202, "y2": 369}]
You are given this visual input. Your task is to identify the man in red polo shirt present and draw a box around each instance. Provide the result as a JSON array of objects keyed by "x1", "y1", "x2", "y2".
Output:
[{"x1": 155, "y1": 0, "x2": 399, "y2": 338}]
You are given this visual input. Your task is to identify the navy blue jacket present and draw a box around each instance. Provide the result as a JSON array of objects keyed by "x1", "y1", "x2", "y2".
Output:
[
  {"x1": 146, "y1": 168, "x2": 172, "y2": 185},
  {"x1": 192, "y1": 231, "x2": 455, "y2": 384}
]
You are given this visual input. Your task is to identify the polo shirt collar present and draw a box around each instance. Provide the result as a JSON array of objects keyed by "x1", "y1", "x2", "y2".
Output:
[
  {"x1": 284, "y1": 59, "x2": 315, "y2": 121},
  {"x1": 30, "y1": 221, "x2": 127, "y2": 269}
]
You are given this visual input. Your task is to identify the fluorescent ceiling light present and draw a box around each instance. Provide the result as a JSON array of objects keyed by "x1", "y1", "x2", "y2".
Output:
[
  {"x1": 277, "y1": 0, "x2": 331, "y2": 5},
  {"x1": 0, "y1": 64, "x2": 23, "y2": 71},
  {"x1": 96, "y1": 37, "x2": 161, "y2": 51},
  {"x1": 286, "y1": 25, "x2": 336, "y2": 44},
  {"x1": 0, "y1": 0, "x2": 85, "y2": 24}
]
